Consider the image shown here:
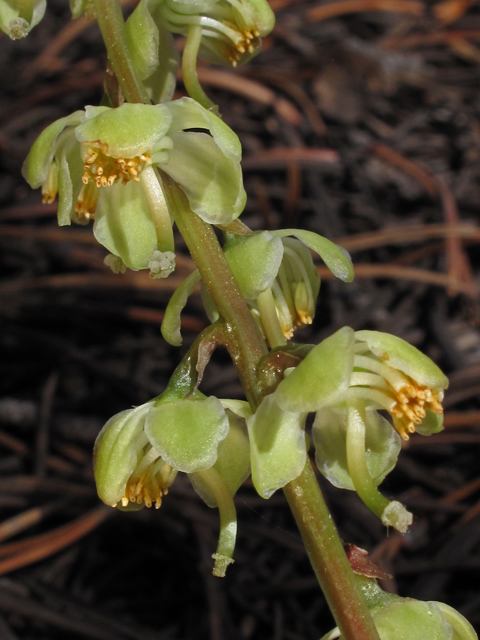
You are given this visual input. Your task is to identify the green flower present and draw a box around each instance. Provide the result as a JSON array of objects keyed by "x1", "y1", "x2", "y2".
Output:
[
  {"x1": 0, "y1": 0, "x2": 45, "y2": 39},
  {"x1": 22, "y1": 99, "x2": 246, "y2": 272},
  {"x1": 247, "y1": 328, "x2": 448, "y2": 532},
  {"x1": 321, "y1": 577, "x2": 477, "y2": 640},
  {"x1": 94, "y1": 394, "x2": 250, "y2": 576},
  {"x1": 154, "y1": 0, "x2": 275, "y2": 67},
  {"x1": 160, "y1": 229, "x2": 353, "y2": 348}
]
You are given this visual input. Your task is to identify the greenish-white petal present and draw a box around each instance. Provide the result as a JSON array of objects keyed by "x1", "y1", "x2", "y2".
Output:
[
  {"x1": 145, "y1": 396, "x2": 229, "y2": 473},
  {"x1": 161, "y1": 270, "x2": 202, "y2": 346},
  {"x1": 76, "y1": 103, "x2": 172, "y2": 158},
  {"x1": 93, "y1": 402, "x2": 153, "y2": 507},
  {"x1": 143, "y1": 3, "x2": 180, "y2": 103},
  {"x1": 433, "y1": 602, "x2": 478, "y2": 640},
  {"x1": 247, "y1": 393, "x2": 307, "y2": 499},
  {"x1": 372, "y1": 599, "x2": 453, "y2": 640},
  {"x1": 125, "y1": 0, "x2": 160, "y2": 80},
  {"x1": 271, "y1": 229, "x2": 354, "y2": 283},
  {"x1": 313, "y1": 407, "x2": 401, "y2": 491},
  {"x1": 219, "y1": 399, "x2": 252, "y2": 420},
  {"x1": 22, "y1": 111, "x2": 84, "y2": 189},
  {"x1": 245, "y1": 0, "x2": 275, "y2": 36},
  {"x1": 355, "y1": 330, "x2": 449, "y2": 390},
  {"x1": 189, "y1": 411, "x2": 250, "y2": 507},
  {"x1": 159, "y1": 131, "x2": 246, "y2": 224},
  {"x1": 275, "y1": 326, "x2": 355, "y2": 413},
  {"x1": 70, "y1": 0, "x2": 87, "y2": 19},
  {"x1": 281, "y1": 236, "x2": 321, "y2": 303},
  {"x1": 225, "y1": 232, "x2": 284, "y2": 300},
  {"x1": 166, "y1": 97, "x2": 242, "y2": 162},
  {"x1": 93, "y1": 179, "x2": 157, "y2": 270},
  {"x1": 57, "y1": 134, "x2": 84, "y2": 226},
  {"x1": 410, "y1": 408, "x2": 444, "y2": 436}
]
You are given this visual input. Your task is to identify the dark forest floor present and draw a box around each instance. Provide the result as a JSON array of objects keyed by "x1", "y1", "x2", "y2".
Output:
[{"x1": 1, "y1": 0, "x2": 480, "y2": 638}]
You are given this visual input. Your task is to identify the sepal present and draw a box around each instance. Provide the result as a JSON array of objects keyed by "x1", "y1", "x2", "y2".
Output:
[{"x1": 247, "y1": 393, "x2": 308, "y2": 498}]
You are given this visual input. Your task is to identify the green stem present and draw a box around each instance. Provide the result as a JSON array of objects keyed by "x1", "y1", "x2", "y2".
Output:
[
  {"x1": 164, "y1": 177, "x2": 267, "y2": 407},
  {"x1": 93, "y1": 0, "x2": 150, "y2": 104},
  {"x1": 165, "y1": 179, "x2": 380, "y2": 640},
  {"x1": 182, "y1": 25, "x2": 219, "y2": 114},
  {"x1": 283, "y1": 463, "x2": 381, "y2": 640}
]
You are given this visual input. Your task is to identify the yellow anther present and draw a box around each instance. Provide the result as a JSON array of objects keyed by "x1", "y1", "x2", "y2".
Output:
[{"x1": 81, "y1": 146, "x2": 150, "y2": 189}]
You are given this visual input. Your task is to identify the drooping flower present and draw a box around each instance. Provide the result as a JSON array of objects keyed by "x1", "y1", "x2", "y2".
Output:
[
  {"x1": 160, "y1": 228, "x2": 353, "y2": 348},
  {"x1": 0, "y1": 0, "x2": 46, "y2": 39},
  {"x1": 247, "y1": 327, "x2": 448, "y2": 532},
  {"x1": 94, "y1": 393, "x2": 250, "y2": 576},
  {"x1": 153, "y1": 0, "x2": 275, "y2": 67},
  {"x1": 22, "y1": 99, "x2": 246, "y2": 273},
  {"x1": 321, "y1": 575, "x2": 478, "y2": 640}
]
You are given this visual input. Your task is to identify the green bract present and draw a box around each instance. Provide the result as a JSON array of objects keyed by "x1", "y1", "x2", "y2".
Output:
[
  {"x1": 247, "y1": 327, "x2": 448, "y2": 533},
  {"x1": 0, "y1": 0, "x2": 45, "y2": 39},
  {"x1": 153, "y1": 0, "x2": 275, "y2": 66},
  {"x1": 23, "y1": 99, "x2": 246, "y2": 272}
]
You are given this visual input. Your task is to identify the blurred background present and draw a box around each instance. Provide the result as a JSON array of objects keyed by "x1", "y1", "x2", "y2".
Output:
[{"x1": 1, "y1": 0, "x2": 480, "y2": 637}]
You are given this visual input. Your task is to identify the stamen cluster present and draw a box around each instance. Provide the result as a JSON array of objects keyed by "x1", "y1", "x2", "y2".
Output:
[
  {"x1": 121, "y1": 447, "x2": 177, "y2": 509},
  {"x1": 82, "y1": 147, "x2": 152, "y2": 188},
  {"x1": 349, "y1": 352, "x2": 444, "y2": 440}
]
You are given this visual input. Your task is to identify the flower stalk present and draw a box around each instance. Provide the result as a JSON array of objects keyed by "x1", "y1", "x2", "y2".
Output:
[
  {"x1": 163, "y1": 176, "x2": 381, "y2": 640},
  {"x1": 93, "y1": 0, "x2": 150, "y2": 104}
]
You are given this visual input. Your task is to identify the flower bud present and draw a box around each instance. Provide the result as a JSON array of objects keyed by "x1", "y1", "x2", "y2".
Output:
[
  {"x1": 322, "y1": 578, "x2": 477, "y2": 640},
  {"x1": 155, "y1": 0, "x2": 275, "y2": 67}
]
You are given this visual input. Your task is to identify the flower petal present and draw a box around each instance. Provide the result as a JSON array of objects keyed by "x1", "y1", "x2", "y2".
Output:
[
  {"x1": 76, "y1": 103, "x2": 172, "y2": 158},
  {"x1": 125, "y1": 0, "x2": 159, "y2": 81},
  {"x1": 22, "y1": 111, "x2": 84, "y2": 189},
  {"x1": 159, "y1": 131, "x2": 246, "y2": 224},
  {"x1": 93, "y1": 179, "x2": 158, "y2": 270},
  {"x1": 189, "y1": 411, "x2": 251, "y2": 507},
  {"x1": 271, "y1": 229, "x2": 354, "y2": 283},
  {"x1": 93, "y1": 403, "x2": 153, "y2": 506},
  {"x1": 275, "y1": 326, "x2": 355, "y2": 413},
  {"x1": 247, "y1": 393, "x2": 307, "y2": 499},
  {"x1": 145, "y1": 396, "x2": 229, "y2": 473},
  {"x1": 355, "y1": 330, "x2": 449, "y2": 390},
  {"x1": 57, "y1": 133, "x2": 84, "y2": 226},
  {"x1": 166, "y1": 96, "x2": 242, "y2": 162},
  {"x1": 161, "y1": 270, "x2": 202, "y2": 346},
  {"x1": 313, "y1": 407, "x2": 401, "y2": 490},
  {"x1": 224, "y1": 232, "x2": 284, "y2": 299},
  {"x1": 372, "y1": 600, "x2": 453, "y2": 640}
]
